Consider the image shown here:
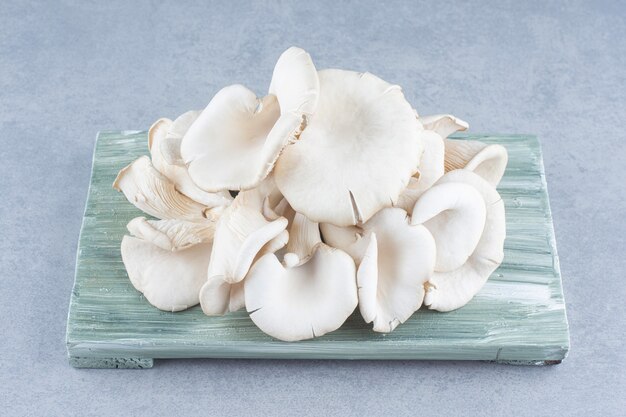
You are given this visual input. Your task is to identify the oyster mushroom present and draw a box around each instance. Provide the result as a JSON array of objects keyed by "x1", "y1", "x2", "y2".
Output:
[
  {"x1": 199, "y1": 228, "x2": 289, "y2": 316},
  {"x1": 154, "y1": 110, "x2": 200, "y2": 165},
  {"x1": 444, "y1": 139, "x2": 508, "y2": 187},
  {"x1": 268, "y1": 46, "x2": 319, "y2": 115},
  {"x1": 121, "y1": 235, "x2": 212, "y2": 312},
  {"x1": 205, "y1": 186, "x2": 287, "y2": 284},
  {"x1": 245, "y1": 213, "x2": 358, "y2": 341},
  {"x1": 322, "y1": 208, "x2": 436, "y2": 333},
  {"x1": 396, "y1": 114, "x2": 468, "y2": 213},
  {"x1": 149, "y1": 116, "x2": 232, "y2": 207},
  {"x1": 274, "y1": 69, "x2": 423, "y2": 226},
  {"x1": 180, "y1": 47, "x2": 319, "y2": 192},
  {"x1": 422, "y1": 170, "x2": 506, "y2": 311},
  {"x1": 411, "y1": 182, "x2": 487, "y2": 271},
  {"x1": 113, "y1": 156, "x2": 220, "y2": 222},
  {"x1": 198, "y1": 181, "x2": 289, "y2": 316}
]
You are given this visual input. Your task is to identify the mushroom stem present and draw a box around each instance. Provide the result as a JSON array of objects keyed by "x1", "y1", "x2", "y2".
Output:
[
  {"x1": 126, "y1": 217, "x2": 215, "y2": 252},
  {"x1": 285, "y1": 212, "x2": 321, "y2": 263}
]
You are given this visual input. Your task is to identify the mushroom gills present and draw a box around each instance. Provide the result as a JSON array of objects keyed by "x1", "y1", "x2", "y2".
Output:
[
  {"x1": 113, "y1": 156, "x2": 220, "y2": 222},
  {"x1": 126, "y1": 217, "x2": 215, "y2": 252},
  {"x1": 121, "y1": 236, "x2": 212, "y2": 312}
]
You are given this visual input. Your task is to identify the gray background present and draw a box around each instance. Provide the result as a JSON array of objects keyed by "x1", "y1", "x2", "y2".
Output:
[{"x1": 1, "y1": 0, "x2": 624, "y2": 415}]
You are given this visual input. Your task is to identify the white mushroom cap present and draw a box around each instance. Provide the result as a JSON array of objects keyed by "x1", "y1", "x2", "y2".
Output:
[
  {"x1": 355, "y1": 208, "x2": 436, "y2": 332},
  {"x1": 113, "y1": 156, "x2": 220, "y2": 222},
  {"x1": 444, "y1": 139, "x2": 508, "y2": 187},
  {"x1": 121, "y1": 236, "x2": 211, "y2": 312},
  {"x1": 149, "y1": 116, "x2": 233, "y2": 207},
  {"x1": 181, "y1": 47, "x2": 319, "y2": 192},
  {"x1": 180, "y1": 85, "x2": 287, "y2": 191},
  {"x1": 423, "y1": 170, "x2": 506, "y2": 311},
  {"x1": 419, "y1": 114, "x2": 469, "y2": 139},
  {"x1": 244, "y1": 214, "x2": 357, "y2": 341},
  {"x1": 245, "y1": 245, "x2": 357, "y2": 341},
  {"x1": 268, "y1": 46, "x2": 319, "y2": 115},
  {"x1": 322, "y1": 208, "x2": 437, "y2": 333},
  {"x1": 411, "y1": 182, "x2": 486, "y2": 272},
  {"x1": 275, "y1": 69, "x2": 423, "y2": 226}
]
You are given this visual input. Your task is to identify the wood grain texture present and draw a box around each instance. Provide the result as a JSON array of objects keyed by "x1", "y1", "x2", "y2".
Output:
[{"x1": 66, "y1": 131, "x2": 570, "y2": 368}]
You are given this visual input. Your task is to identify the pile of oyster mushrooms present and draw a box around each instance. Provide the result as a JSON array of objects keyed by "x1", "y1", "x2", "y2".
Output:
[{"x1": 114, "y1": 47, "x2": 508, "y2": 341}]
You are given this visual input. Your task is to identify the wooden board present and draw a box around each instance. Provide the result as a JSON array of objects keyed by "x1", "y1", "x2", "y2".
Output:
[{"x1": 66, "y1": 131, "x2": 570, "y2": 368}]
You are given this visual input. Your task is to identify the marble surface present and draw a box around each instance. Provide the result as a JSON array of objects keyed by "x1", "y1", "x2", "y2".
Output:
[{"x1": 0, "y1": 1, "x2": 624, "y2": 416}]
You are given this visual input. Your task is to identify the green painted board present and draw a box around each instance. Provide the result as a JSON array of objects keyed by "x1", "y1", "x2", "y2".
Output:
[{"x1": 66, "y1": 131, "x2": 570, "y2": 368}]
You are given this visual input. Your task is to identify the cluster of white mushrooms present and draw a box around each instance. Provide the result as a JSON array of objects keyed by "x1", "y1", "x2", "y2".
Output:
[{"x1": 114, "y1": 47, "x2": 508, "y2": 341}]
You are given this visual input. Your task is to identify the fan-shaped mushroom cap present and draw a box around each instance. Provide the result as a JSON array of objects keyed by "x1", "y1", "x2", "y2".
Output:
[
  {"x1": 268, "y1": 46, "x2": 319, "y2": 115},
  {"x1": 126, "y1": 216, "x2": 215, "y2": 252},
  {"x1": 113, "y1": 156, "x2": 220, "y2": 222},
  {"x1": 181, "y1": 85, "x2": 287, "y2": 191},
  {"x1": 444, "y1": 139, "x2": 508, "y2": 187},
  {"x1": 322, "y1": 208, "x2": 436, "y2": 333},
  {"x1": 121, "y1": 236, "x2": 211, "y2": 312},
  {"x1": 411, "y1": 182, "x2": 486, "y2": 272},
  {"x1": 358, "y1": 209, "x2": 436, "y2": 332},
  {"x1": 181, "y1": 48, "x2": 319, "y2": 192},
  {"x1": 275, "y1": 69, "x2": 423, "y2": 226},
  {"x1": 245, "y1": 244, "x2": 357, "y2": 341},
  {"x1": 149, "y1": 117, "x2": 232, "y2": 207},
  {"x1": 423, "y1": 170, "x2": 506, "y2": 311},
  {"x1": 245, "y1": 213, "x2": 357, "y2": 341}
]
